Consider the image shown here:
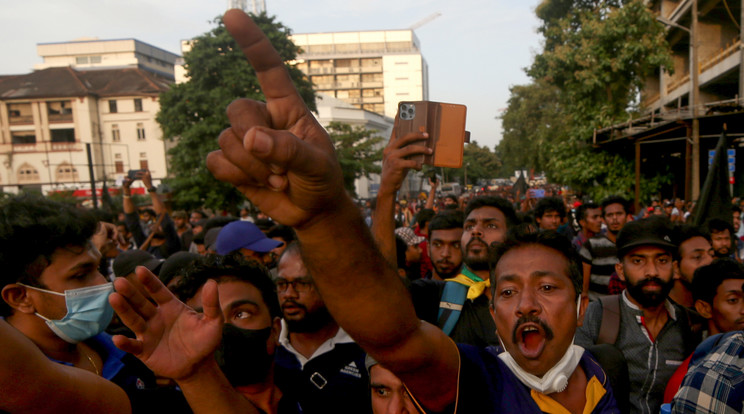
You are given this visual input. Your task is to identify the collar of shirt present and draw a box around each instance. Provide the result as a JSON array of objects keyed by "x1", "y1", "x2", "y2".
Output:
[
  {"x1": 621, "y1": 290, "x2": 677, "y2": 321},
  {"x1": 278, "y1": 319, "x2": 355, "y2": 369}
]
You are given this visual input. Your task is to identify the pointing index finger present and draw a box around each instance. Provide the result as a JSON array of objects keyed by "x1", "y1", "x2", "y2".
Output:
[{"x1": 223, "y1": 9, "x2": 308, "y2": 130}]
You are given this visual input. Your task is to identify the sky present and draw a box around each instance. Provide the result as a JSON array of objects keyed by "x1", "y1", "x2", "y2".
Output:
[{"x1": 0, "y1": 0, "x2": 543, "y2": 150}]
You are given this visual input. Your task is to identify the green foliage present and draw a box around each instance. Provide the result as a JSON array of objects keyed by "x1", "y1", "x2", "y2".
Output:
[
  {"x1": 443, "y1": 141, "x2": 502, "y2": 185},
  {"x1": 499, "y1": 0, "x2": 674, "y2": 201},
  {"x1": 157, "y1": 13, "x2": 316, "y2": 211},
  {"x1": 326, "y1": 122, "x2": 384, "y2": 197}
]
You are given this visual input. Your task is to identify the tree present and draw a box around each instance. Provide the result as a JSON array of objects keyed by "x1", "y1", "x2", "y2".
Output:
[
  {"x1": 157, "y1": 13, "x2": 316, "y2": 211},
  {"x1": 443, "y1": 141, "x2": 501, "y2": 185},
  {"x1": 326, "y1": 122, "x2": 384, "y2": 197},
  {"x1": 498, "y1": 0, "x2": 674, "y2": 201}
]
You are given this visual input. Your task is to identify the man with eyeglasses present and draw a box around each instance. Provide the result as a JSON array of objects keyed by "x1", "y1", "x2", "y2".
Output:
[{"x1": 273, "y1": 242, "x2": 372, "y2": 413}]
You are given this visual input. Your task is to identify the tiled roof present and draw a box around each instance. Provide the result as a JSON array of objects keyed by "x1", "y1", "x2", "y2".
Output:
[{"x1": 0, "y1": 67, "x2": 172, "y2": 100}]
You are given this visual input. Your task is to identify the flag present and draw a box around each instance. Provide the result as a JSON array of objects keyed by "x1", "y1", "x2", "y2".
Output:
[
  {"x1": 693, "y1": 130, "x2": 732, "y2": 227},
  {"x1": 512, "y1": 173, "x2": 528, "y2": 200}
]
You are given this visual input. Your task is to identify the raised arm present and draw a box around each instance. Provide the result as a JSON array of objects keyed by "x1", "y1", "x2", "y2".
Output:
[
  {"x1": 425, "y1": 177, "x2": 438, "y2": 210},
  {"x1": 0, "y1": 320, "x2": 131, "y2": 414},
  {"x1": 141, "y1": 170, "x2": 167, "y2": 216},
  {"x1": 206, "y1": 9, "x2": 458, "y2": 411},
  {"x1": 372, "y1": 131, "x2": 429, "y2": 266}
]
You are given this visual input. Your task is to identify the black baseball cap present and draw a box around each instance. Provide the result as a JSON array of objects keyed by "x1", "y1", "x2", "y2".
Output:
[{"x1": 616, "y1": 217, "x2": 676, "y2": 259}]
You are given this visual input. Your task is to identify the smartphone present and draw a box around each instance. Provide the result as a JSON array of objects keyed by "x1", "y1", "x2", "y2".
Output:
[
  {"x1": 394, "y1": 101, "x2": 468, "y2": 168},
  {"x1": 127, "y1": 169, "x2": 145, "y2": 180}
]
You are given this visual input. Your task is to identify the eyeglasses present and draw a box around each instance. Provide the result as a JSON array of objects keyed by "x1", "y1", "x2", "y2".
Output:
[{"x1": 275, "y1": 279, "x2": 313, "y2": 293}]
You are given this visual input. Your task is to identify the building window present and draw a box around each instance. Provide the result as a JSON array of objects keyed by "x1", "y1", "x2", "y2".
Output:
[
  {"x1": 115, "y1": 153, "x2": 122, "y2": 159},
  {"x1": 109, "y1": 100, "x2": 118, "y2": 113},
  {"x1": 51, "y1": 129, "x2": 75, "y2": 143},
  {"x1": 139, "y1": 160, "x2": 149, "y2": 170},
  {"x1": 76, "y1": 56, "x2": 89, "y2": 64},
  {"x1": 8, "y1": 103, "x2": 33, "y2": 124},
  {"x1": 90, "y1": 56, "x2": 101, "y2": 64},
  {"x1": 139, "y1": 152, "x2": 147, "y2": 158},
  {"x1": 136, "y1": 123, "x2": 146, "y2": 140},
  {"x1": 112, "y1": 124, "x2": 120, "y2": 142},
  {"x1": 115, "y1": 161, "x2": 124, "y2": 174},
  {"x1": 134, "y1": 99, "x2": 143, "y2": 112},
  {"x1": 55, "y1": 162, "x2": 79, "y2": 182},
  {"x1": 11, "y1": 131, "x2": 36, "y2": 145},
  {"x1": 17, "y1": 163, "x2": 40, "y2": 184}
]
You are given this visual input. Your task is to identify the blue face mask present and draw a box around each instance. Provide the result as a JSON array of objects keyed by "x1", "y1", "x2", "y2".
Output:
[{"x1": 20, "y1": 283, "x2": 115, "y2": 343}]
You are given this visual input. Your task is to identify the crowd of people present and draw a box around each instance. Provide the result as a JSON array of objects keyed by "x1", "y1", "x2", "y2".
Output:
[{"x1": 3, "y1": 9, "x2": 744, "y2": 414}]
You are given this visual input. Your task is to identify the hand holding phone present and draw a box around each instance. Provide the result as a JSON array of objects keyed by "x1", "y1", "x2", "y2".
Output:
[{"x1": 394, "y1": 101, "x2": 468, "y2": 168}]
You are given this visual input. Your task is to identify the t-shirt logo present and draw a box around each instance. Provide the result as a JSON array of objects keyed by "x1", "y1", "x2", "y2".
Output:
[
  {"x1": 340, "y1": 361, "x2": 362, "y2": 379},
  {"x1": 136, "y1": 378, "x2": 145, "y2": 390}
]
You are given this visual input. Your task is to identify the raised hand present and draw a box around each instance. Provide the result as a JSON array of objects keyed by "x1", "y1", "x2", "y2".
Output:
[
  {"x1": 379, "y1": 131, "x2": 430, "y2": 195},
  {"x1": 109, "y1": 267, "x2": 223, "y2": 381},
  {"x1": 207, "y1": 9, "x2": 347, "y2": 230}
]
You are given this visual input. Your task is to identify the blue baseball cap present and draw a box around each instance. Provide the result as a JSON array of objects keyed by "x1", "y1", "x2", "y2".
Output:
[{"x1": 215, "y1": 221, "x2": 283, "y2": 255}]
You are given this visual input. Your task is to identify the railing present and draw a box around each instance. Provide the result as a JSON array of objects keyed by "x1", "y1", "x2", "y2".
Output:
[
  {"x1": 48, "y1": 113, "x2": 73, "y2": 123},
  {"x1": 699, "y1": 38, "x2": 741, "y2": 73},
  {"x1": 8, "y1": 115, "x2": 33, "y2": 125},
  {"x1": 1, "y1": 141, "x2": 83, "y2": 153},
  {"x1": 666, "y1": 37, "x2": 742, "y2": 94}
]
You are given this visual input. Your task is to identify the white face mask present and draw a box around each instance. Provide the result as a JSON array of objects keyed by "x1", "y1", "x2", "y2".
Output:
[{"x1": 498, "y1": 297, "x2": 584, "y2": 395}]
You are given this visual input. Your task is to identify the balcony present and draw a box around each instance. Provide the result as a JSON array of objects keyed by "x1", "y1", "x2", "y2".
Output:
[
  {"x1": 2, "y1": 141, "x2": 83, "y2": 153},
  {"x1": 666, "y1": 36, "x2": 741, "y2": 95},
  {"x1": 48, "y1": 113, "x2": 73, "y2": 123},
  {"x1": 8, "y1": 115, "x2": 33, "y2": 125}
]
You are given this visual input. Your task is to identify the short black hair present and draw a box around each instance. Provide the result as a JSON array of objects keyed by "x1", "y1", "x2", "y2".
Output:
[
  {"x1": 576, "y1": 202, "x2": 600, "y2": 222},
  {"x1": 172, "y1": 254, "x2": 280, "y2": 319},
  {"x1": 415, "y1": 209, "x2": 436, "y2": 228},
  {"x1": 0, "y1": 195, "x2": 98, "y2": 316},
  {"x1": 673, "y1": 224, "x2": 710, "y2": 262},
  {"x1": 707, "y1": 218, "x2": 734, "y2": 235},
  {"x1": 733, "y1": 205, "x2": 741, "y2": 214},
  {"x1": 428, "y1": 211, "x2": 464, "y2": 239},
  {"x1": 444, "y1": 194, "x2": 458, "y2": 204},
  {"x1": 692, "y1": 259, "x2": 744, "y2": 304},
  {"x1": 267, "y1": 224, "x2": 296, "y2": 245},
  {"x1": 534, "y1": 197, "x2": 566, "y2": 220},
  {"x1": 489, "y1": 229, "x2": 582, "y2": 300},
  {"x1": 464, "y1": 196, "x2": 519, "y2": 228},
  {"x1": 601, "y1": 195, "x2": 631, "y2": 217},
  {"x1": 141, "y1": 208, "x2": 156, "y2": 217}
]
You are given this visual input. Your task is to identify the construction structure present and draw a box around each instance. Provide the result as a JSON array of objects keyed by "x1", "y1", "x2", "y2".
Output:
[
  {"x1": 593, "y1": 0, "x2": 744, "y2": 205},
  {"x1": 289, "y1": 29, "x2": 429, "y2": 118}
]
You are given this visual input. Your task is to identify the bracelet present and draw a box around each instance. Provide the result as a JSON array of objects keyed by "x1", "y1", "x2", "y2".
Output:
[{"x1": 123, "y1": 194, "x2": 131, "y2": 199}]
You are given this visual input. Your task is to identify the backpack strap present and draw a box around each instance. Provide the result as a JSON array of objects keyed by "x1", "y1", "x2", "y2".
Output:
[
  {"x1": 597, "y1": 294, "x2": 622, "y2": 345},
  {"x1": 437, "y1": 281, "x2": 470, "y2": 336}
]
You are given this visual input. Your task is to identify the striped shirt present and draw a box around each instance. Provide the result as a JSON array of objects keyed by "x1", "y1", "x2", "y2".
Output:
[{"x1": 579, "y1": 234, "x2": 618, "y2": 295}]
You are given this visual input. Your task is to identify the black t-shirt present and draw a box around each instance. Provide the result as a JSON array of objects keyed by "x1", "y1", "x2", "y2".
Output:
[{"x1": 409, "y1": 279, "x2": 500, "y2": 348}]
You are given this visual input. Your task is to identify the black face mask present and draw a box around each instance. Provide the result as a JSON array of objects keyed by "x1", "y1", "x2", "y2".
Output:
[{"x1": 214, "y1": 324, "x2": 273, "y2": 387}]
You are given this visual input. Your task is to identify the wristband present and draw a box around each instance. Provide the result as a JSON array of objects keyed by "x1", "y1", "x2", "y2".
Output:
[{"x1": 123, "y1": 195, "x2": 131, "y2": 199}]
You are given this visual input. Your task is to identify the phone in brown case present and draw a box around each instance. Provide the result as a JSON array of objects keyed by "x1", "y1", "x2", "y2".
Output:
[{"x1": 394, "y1": 101, "x2": 468, "y2": 168}]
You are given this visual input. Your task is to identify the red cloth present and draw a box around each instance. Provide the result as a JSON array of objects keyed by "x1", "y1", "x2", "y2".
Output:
[{"x1": 663, "y1": 353, "x2": 693, "y2": 403}]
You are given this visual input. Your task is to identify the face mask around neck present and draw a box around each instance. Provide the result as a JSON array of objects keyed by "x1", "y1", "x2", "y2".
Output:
[
  {"x1": 19, "y1": 283, "x2": 115, "y2": 344},
  {"x1": 498, "y1": 296, "x2": 584, "y2": 395}
]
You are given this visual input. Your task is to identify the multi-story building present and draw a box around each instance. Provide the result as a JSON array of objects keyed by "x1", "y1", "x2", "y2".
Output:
[
  {"x1": 0, "y1": 67, "x2": 171, "y2": 195},
  {"x1": 290, "y1": 29, "x2": 429, "y2": 118},
  {"x1": 593, "y1": 0, "x2": 744, "y2": 203},
  {"x1": 35, "y1": 38, "x2": 180, "y2": 81}
]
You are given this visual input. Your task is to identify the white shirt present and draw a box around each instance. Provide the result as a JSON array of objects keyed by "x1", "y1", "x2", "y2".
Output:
[{"x1": 278, "y1": 319, "x2": 356, "y2": 369}]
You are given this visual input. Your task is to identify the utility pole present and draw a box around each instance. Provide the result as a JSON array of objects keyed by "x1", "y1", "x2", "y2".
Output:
[{"x1": 691, "y1": 0, "x2": 701, "y2": 200}]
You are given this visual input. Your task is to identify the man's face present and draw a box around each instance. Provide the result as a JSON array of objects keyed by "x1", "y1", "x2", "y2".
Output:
[
  {"x1": 405, "y1": 244, "x2": 422, "y2": 264},
  {"x1": 603, "y1": 203, "x2": 627, "y2": 234},
  {"x1": 444, "y1": 197, "x2": 457, "y2": 207},
  {"x1": 276, "y1": 252, "x2": 331, "y2": 332},
  {"x1": 579, "y1": 208, "x2": 602, "y2": 234},
  {"x1": 429, "y1": 228, "x2": 463, "y2": 279},
  {"x1": 711, "y1": 230, "x2": 732, "y2": 257},
  {"x1": 26, "y1": 244, "x2": 106, "y2": 320},
  {"x1": 188, "y1": 279, "x2": 274, "y2": 331},
  {"x1": 370, "y1": 365, "x2": 417, "y2": 414},
  {"x1": 189, "y1": 212, "x2": 203, "y2": 226},
  {"x1": 491, "y1": 245, "x2": 583, "y2": 377},
  {"x1": 116, "y1": 224, "x2": 130, "y2": 239},
  {"x1": 734, "y1": 212, "x2": 741, "y2": 232},
  {"x1": 617, "y1": 246, "x2": 674, "y2": 308},
  {"x1": 173, "y1": 217, "x2": 187, "y2": 229},
  {"x1": 709, "y1": 279, "x2": 744, "y2": 333},
  {"x1": 536, "y1": 210, "x2": 561, "y2": 231},
  {"x1": 674, "y1": 236, "x2": 713, "y2": 284},
  {"x1": 462, "y1": 207, "x2": 508, "y2": 271}
]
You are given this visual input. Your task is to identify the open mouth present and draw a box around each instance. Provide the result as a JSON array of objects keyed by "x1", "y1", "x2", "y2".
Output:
[{"x1": 516, "y1": 323, "x2": 547, "y2": 359}]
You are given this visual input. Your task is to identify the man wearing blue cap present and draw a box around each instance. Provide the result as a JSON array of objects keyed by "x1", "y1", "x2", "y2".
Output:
[{"x1": 215, "y1": 220, "x2": 284, "y2": 266}]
